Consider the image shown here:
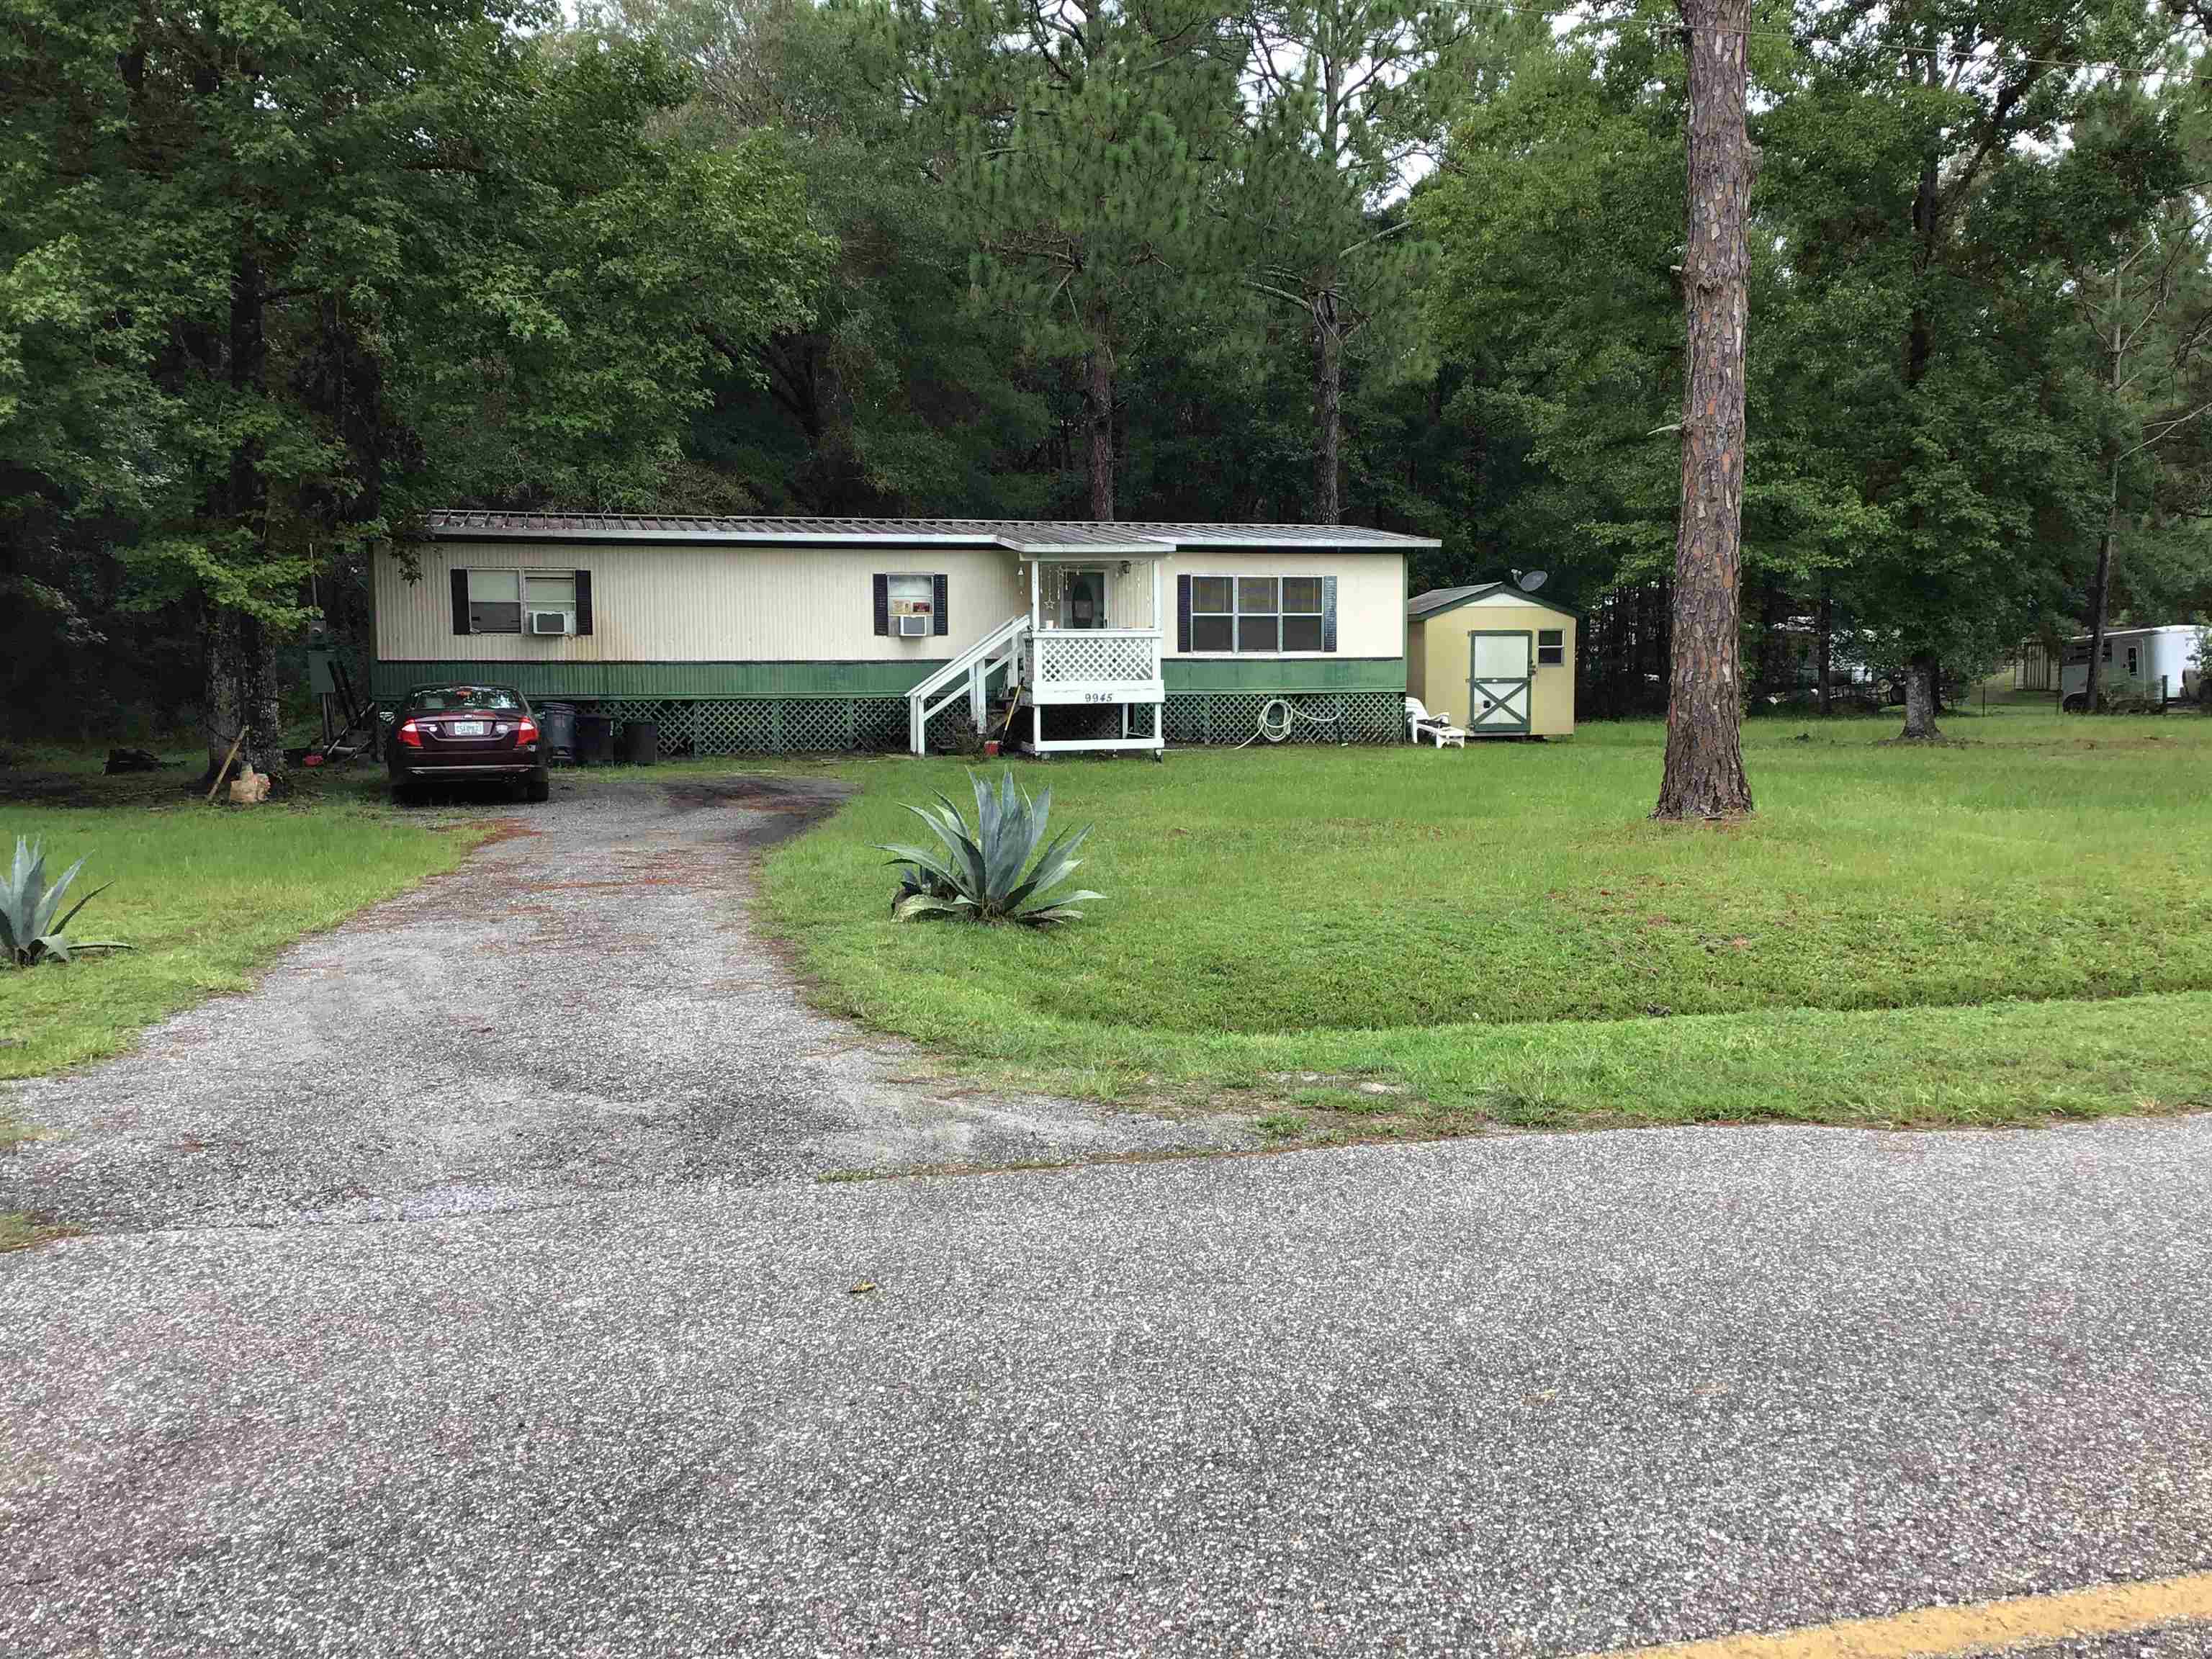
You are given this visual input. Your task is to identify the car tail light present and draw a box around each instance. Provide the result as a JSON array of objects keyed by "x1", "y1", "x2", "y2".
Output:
[
  {"x1": 513, "y1": 717, "x2": 539, "y2": 745},
  {"x1": 397, "y1": 719, "x2": 424, "y2": 748}
]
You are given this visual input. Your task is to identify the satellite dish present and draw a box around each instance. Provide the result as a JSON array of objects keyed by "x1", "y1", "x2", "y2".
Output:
[{"x1": 1516, "y1": 569, "x2": 1549, "y2": 593}]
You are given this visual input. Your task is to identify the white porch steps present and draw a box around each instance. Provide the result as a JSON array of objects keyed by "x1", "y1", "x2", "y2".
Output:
[
  {"x1": 906, "y1": 615, "x2": 1169, "y2": 757},
  {"x1": 907, "y1": 613, "x2": 1030, "y2": 755}
]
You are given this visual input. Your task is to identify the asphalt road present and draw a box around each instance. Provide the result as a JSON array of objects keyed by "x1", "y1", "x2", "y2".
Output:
[{"x1": 4, "y1": 783, "x2": 2211, "y2": 1656}]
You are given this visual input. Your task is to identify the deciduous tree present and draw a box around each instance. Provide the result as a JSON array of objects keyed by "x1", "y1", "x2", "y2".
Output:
[
  {"x1": 1, "y1": 1, "x2": 822, "y2": 778},
  {"x1": 2069, "y1": 87, "x2": 2212, "y2": 708}
]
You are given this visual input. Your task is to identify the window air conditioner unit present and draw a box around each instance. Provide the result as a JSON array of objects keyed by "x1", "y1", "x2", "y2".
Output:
[
  {"x1": 530, "y1": 611, "x2": 572, "y2": 636},
  {"x1": 896, "y1": 613, "x2": 930, "y2": 638}
]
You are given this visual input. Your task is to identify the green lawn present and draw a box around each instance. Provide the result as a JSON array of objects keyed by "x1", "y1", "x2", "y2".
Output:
[
  {"x1": 760, "y1": 706, "x2": 2212, "y2": 1132},
  {"x1": 0, "y1": 759, "x2": 482, "y2": 1124}
]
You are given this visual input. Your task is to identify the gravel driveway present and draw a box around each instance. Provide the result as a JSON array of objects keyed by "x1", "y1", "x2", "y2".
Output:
[
  {"x1": 0, "y1": 774, "x2": 1254, "y2": 1234},
  {"x1": 4, "y1": 775, "x2": 2210, "y2": 1656}
]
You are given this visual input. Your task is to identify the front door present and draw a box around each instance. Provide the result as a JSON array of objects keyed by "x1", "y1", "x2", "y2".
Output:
[
  {"x1": 1469, "y1": 631, "x2": 1532, "y2": 733},
  {"x1": 1058, "y1": 567, "x2": 1110, "y2": 630}
]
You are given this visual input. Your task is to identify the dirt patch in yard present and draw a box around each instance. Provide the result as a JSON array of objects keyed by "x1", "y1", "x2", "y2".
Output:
[{"x1": 660, "y1": 775, "x2": 853, "y2": 853}]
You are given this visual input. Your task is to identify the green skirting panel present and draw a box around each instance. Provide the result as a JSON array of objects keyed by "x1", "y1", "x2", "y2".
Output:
[
  {"x1": 1163, "y1": 657, "x2": 1405, "y2": 693},
  {"x1": 372, "y1": 656, "x2": 1406, "y2": 703},
  {"x1": 370, "y1": 659, "x2": 946, "y2": 702}
]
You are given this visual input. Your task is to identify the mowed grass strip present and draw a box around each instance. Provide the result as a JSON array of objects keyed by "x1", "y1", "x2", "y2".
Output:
[
  {"x1": 0, "y1": 781, "x2": 482, "y2": 1104},
  {"x1": 760, "y1": 709, "x2": 2212, "y2": 1127}
]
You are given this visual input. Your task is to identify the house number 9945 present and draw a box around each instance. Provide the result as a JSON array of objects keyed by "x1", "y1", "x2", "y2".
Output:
[{"x1": 1082, "y1": 691, "x2": 1117, "y2": 703}]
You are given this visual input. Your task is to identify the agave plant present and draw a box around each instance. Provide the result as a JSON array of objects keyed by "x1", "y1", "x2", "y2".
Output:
[
  {"x1": 878, "y1": 768, "x2": 1102, "y2": 927},
  {"x1": 1, "y1": 837, "x2": 131, "y2": 968}
]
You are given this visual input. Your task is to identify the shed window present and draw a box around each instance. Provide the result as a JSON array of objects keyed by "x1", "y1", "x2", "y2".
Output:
[
  {"x1": 1537, "y1": 627, "x2": 1565, "y2": 666},
  {"x1": 886, "y1": 573, "x2": 933, "y2": 613},
  {"x1": 466, "y1": 569, "x2": 522, "y2": 634}
]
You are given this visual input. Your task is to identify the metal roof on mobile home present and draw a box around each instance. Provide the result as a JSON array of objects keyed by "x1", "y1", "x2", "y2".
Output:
[{"x1": 425, "y1": 511, "x2": 1439, "y2": 554}]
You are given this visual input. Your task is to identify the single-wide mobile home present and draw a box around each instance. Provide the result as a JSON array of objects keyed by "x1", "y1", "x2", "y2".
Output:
[
  {"x1": 1405, "y1": 584, "x2": 1578, "y2": 737},
  {"x1": 2058, "y1": 626, "x2": 2203, "y2": 709},
  {"x1": 372, "y1": 513, "x2": 1437, "y2": 755}
]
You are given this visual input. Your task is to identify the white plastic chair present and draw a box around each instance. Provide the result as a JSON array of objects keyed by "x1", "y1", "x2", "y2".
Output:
[{"x1": 1406, "y1": 696, "x2": 1467, "y2": 749}]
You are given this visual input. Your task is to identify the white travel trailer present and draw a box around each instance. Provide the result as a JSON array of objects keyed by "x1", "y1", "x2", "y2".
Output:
[{"x1": 2059, "y1": 625, "x2": 2203, "y2": 709}]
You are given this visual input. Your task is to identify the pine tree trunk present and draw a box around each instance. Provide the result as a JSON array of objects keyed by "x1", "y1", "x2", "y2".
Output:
[
  {"x1": 2083, "y1": 457, "x2": 2119, "y2": 712},
  {"x1": 1892, "y1": 48, "x2": 1944, "y2": 744},
  {"x1": 1314, "y1": 298, "x2": 1343, "y2": 526},
  {"x1": 1654, "y1": 0, "x2": 1755, "y2": 820},
  {"x1": 1816, "y1": 589, "x2": 1833, "y2": 714},
  {"x1": 1900, "y1": 651, "x2": 1941, "y2": 739},
  {"x1": 1085, "y1": 343, "x2": 1115, "y2": 521}
]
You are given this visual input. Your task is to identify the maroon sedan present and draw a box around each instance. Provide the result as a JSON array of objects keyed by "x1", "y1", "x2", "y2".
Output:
[{"x1": 387, "y1": 683, "x2": 549, "y2": 804}]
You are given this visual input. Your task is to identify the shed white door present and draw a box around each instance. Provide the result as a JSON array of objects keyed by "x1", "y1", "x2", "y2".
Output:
[{"x1": 1469, "y1": 632, "x2": 1532, "y2": 732}]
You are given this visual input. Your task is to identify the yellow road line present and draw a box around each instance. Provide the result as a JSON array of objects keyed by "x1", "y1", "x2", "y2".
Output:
[{"x1": 1586, "y1": 1570, "x2": 2212, "y2": 1659}]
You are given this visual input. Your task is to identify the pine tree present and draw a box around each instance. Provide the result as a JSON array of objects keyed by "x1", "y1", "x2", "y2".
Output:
[
  {"x1": 1234, "y1": 0, "x2": 1501, "y2": 522},
  {"x1": 1653, "y1": 0, "x2": 1755, "y2": 819},
  {"x1": 903, "y1": 0, "x2": 1244, "y2": 519}
]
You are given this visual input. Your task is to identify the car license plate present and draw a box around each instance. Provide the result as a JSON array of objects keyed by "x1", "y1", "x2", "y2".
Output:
[{"x1": 449, "y1": 720, "x2": 487, "y2": 737}]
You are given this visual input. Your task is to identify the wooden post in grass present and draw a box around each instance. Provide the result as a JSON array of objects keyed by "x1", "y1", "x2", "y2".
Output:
[
  {"x1": 204, "y1": 729, "x2": 246, "y2": 805},
  {"x1": 1653, "y1": 0, "x2": 1756, "y2": 821}
]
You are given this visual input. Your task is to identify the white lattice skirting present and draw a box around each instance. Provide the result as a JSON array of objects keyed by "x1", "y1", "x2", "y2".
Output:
[
  {"x1": 580, "y1": 698, "x2": 912, "y2": 756},
  {"x1": 1162, "y1": 692, "x2": 1403, "y2": 745},
  {"x1": 570, "y1": 691, "x2": 1404, "y2": 756}
]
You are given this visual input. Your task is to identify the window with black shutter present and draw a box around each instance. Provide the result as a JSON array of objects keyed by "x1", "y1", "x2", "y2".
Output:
[{"x1": 1182, "y1": 575, "x2": 1336, "y2": 654}]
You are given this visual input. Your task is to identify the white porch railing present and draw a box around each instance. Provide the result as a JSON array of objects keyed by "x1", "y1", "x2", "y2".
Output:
[{"x1": 907, "y1": 613, "x2": 1030, "y2": 755}]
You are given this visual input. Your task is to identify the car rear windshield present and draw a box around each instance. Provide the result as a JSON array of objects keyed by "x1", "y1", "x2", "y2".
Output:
[{"x1": 412, "y1": 686, "x2": 523, "y2": 711}]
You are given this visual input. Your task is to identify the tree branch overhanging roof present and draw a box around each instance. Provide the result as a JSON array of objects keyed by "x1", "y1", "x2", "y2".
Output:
[{"x1": 423, "y1": 511, "x2": 1440, "y2": 554}]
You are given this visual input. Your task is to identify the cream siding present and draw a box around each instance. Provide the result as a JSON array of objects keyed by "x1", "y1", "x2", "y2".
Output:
[
  {"x1": 1010, "y1": 559, "x2": 1164, "y2": 631},
  {"x1": 381, "y1": 541, "x2": 1408, "y2": 664},
  {"x1": 1410, "y1": 593, "x2": 1577, "y2": 736},
  {"x1": 377, "y1": 540, "x2": 1026, "y2": 665},
  {"x1": 1159, "y1": 549, "x2": 1405, "y2": 658}
]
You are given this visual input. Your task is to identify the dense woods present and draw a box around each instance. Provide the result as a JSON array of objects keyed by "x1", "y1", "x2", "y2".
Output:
[{"x1": 4, "y1": 0, "x2": 2209, "y2": 762}]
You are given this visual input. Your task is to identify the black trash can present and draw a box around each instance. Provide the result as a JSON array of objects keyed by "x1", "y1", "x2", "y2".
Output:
[
  {"x1": 536, "y1": 701, "x2": 576, "y2": 764},
  {"x1": 574, "y1": 714, "x2": 613, "y2": 765},
  {"x1": 619, "y1": 719, "x2": 660, "y2": 765}
]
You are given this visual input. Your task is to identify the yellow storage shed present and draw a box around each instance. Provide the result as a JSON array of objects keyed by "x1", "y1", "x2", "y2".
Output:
[{"x1": 1406, "y1": 584, "x2": 1578, "y2": 737}]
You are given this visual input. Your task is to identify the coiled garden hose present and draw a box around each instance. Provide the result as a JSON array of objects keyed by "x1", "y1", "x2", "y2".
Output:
[{"x1": 1240, "y1": 696, "x2": 1347, "y2": 747}]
